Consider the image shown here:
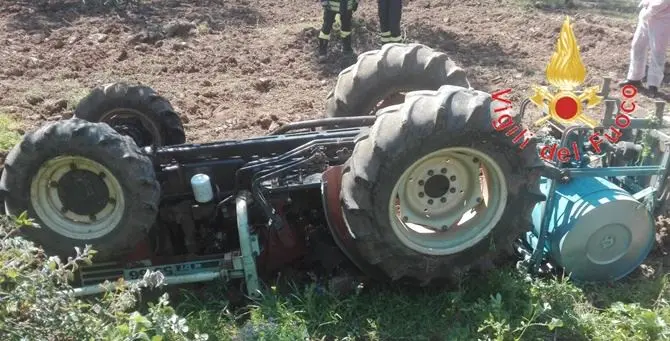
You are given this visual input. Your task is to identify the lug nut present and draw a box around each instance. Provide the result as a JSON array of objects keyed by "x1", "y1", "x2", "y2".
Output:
[
  {"x1": 418, "y1": 180, "x2": 425, "y2": 186},
  {"x1": 450, "y1": 188, "x2": 456, "y2": 193},
  {"x1": 428, "y1": 199, "x2": 434, "y2": 204},
  {"x1": 419, "y1": 192, "x2": 425, "y2": 198},
  {"x1": 450, "y1": 175, "x2": 456, "y2": 181},
  {"x1": 441, "y1": 168, "x2": 447, "y2": 174},
  {"x1": 441, "y1": 197, "x2": 447, "y2": 203},
  {"x1": 428, "y1": 170, "x2": 434, "y2": 176}
]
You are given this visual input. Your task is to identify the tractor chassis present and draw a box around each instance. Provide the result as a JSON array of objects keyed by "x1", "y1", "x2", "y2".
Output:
[{"x1": 65, "y1": 117, "x2": 378, "y2": 297}]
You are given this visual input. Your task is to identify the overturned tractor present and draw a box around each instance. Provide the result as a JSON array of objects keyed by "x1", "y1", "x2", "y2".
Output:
[{"x1": 0, "y1": 44, "x2": 665, "y2": 297}]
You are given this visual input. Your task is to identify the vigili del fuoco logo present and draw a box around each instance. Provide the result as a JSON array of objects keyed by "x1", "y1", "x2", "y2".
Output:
[{"x1": 490, "y1": 17, "x2": 637, "y2": 163}]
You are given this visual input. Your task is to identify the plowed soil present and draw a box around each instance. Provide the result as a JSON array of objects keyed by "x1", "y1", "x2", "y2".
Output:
[
  {"x1": 1, "y1": 0, "x2": 669, "y2": 258},
  {"x1": 2, "y1": 0, "x2": 664, "y2": 141}
]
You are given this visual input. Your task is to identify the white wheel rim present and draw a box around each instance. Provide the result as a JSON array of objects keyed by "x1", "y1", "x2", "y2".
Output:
[
  {"x1": 388, "y1": 147, "x2": 509, "y2": 255},
  {"x1": 30, "y1": 155, "x2": 125, "y2": 240}
]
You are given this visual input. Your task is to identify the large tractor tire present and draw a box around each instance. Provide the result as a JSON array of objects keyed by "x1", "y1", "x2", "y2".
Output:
[
  {"x1": 325, "y1": 43, "x2": 470, "y2": 118},
  {"x1": 339, "y1": 85, "x2": 545, "y2": 285},
  {"x1": 74, "y1": 82, "x2": 186, "y2": 147},
  {"x1": 0, "y1": 118, "x2": 160, "y2": 262}
]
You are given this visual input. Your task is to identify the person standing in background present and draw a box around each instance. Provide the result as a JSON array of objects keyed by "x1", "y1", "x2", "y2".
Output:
[
  {"x1": 318, "y1": 0, "x2": 358, "y2": 59},
  {"x1": 619, "y1": 0, "x2": 670, "y2": 98},
  {"x1": 378, "y1": 0, "x2": 403, "y2": 44}
]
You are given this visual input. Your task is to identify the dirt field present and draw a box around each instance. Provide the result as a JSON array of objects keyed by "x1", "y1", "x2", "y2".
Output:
[{"x1": 0, "y1": 0, "x2": 664, "y2": 144}]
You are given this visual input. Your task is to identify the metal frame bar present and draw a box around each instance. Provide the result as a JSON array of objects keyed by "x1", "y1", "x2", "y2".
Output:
[
  {"x1": 65, "y1": 271, "x2": 222, "y2": 297},
  {"x1": 268, "y1": 116, "x2": 377, "y2": 135},
  {"x1": 235, "y1": 192, "x2": 262, "y2": 298}
]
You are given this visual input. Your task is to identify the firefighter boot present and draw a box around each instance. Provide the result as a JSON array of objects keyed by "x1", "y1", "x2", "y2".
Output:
[
  {"x1": 318, "y1": 37, "x2": 329, "y2": 61},
  {"x1": 342, "y1": 35, "x2": 353, "y2": 55}
]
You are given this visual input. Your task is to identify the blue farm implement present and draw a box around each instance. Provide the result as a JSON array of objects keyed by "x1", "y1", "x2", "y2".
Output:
[
  {"x1": 0, "y1": 44, "x2": 666, "y2": 298},
  {"x1": 516, "y1": 77, "x2": 669, "y2": 282}
]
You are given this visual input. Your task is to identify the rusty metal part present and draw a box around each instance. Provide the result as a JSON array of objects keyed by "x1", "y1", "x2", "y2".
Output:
[
  {"x1": 255, "y1": 201, "x2": 308, "y2": 275},
  {"x1": 256, "y1": 227, "x2": 307, "y2": 274},
  {"x1": 320, "y1": 166, "x2": 388, "y2": 280}
]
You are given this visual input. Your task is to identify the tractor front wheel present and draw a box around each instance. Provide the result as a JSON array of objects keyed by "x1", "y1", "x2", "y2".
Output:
[
  {"x1": 74, "y1": 82, "x2": 186, "y2": 147},
  {"x1": 0, "y1": 119, "x2": 160, "y2": 262},
  {"x1": 339, "y1": 85, "x2": 544, "y2": 285}
]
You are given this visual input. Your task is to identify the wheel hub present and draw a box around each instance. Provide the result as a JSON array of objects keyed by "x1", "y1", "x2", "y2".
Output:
[
  {"x1": 114, "y1": 120, "x2": 152, "y2": 147},
  {"x1": 57, "y1": 168, "x2": 110, "y2": 216},
  {"x1": 423, "y1": 173, "x2": 451, "y2": 199},
  {"x1": 100, "y1": 109, "x2": 162, "y2": 147}
]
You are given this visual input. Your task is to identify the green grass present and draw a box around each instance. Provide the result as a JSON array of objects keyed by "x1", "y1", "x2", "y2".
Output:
[
  {"x1": 172, "y1": 266, "x2": 670, "y2": 341},
  {"x1": 0, "y1": 115, "x2": 22, "y2": 154},
  {"x1": 64, "y1": 87, "x2": 90, "y2": 111},
  {"x1": 3, "y1": 198, "x2": 669, "y2": 341}
]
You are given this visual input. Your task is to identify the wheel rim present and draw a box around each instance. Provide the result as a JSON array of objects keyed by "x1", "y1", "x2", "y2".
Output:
[
  {"x1": 99, "y1": 108, "x2": 163, "y2": 146},
  {"x1": 388, "y1": 147, "x2": 508, "y2": 256},
  {"x1": 30, "y1": 155, "x2": 126, "y2": 240}
]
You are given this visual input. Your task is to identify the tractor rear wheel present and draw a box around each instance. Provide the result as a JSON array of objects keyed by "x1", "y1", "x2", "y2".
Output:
[
  {"x1": 74, "y1": 82, "x2": 185, "y2": 147},
  {"x1": 0, "y1": 119, "x2": 160, "y2": 262},
  {"x1": 339, "y1": 85, "x2": 544, "y2": 285},
  {"x1": 325, "y1": 43, "x2": 470, "y2": 118}
]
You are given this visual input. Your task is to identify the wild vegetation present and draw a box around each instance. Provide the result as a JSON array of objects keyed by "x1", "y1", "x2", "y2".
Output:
[{"x1": 2, "y1": 208, "x2": 669, "y2": 340}]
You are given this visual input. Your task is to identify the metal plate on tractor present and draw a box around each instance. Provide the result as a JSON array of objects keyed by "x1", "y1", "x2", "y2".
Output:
[{"x1": 123, "y1": 259, "x2": 227, "y2": 280}]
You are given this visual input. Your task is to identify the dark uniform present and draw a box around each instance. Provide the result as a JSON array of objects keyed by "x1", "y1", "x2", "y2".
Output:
[
  {"x1": 318, "y1": 0, "x2": 358, "y2": 56},
  {"x1": 378, "y1": 0, "x2": 402, "y2": 43}
]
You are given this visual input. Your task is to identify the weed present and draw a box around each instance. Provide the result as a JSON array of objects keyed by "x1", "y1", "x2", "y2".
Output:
[
  {"x1": 0, "y1": 115, "x2": 22, "y2": 154},
  {"x1": 64, "y1": 87, "x2": 91, "y2": 111},
  {"x1": 197, "y1": 22, "x2": 211, "y2": 36},
  {"x1": 170, "y1": 267, "x2": 670, "y2": 340},
  {"x1": 0, "y1": 214, "x2": 209, "y2": 340}
]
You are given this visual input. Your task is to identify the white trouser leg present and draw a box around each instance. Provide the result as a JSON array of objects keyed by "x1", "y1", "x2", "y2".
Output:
[
  {"x1": 646, "y1": 15, "x2": 670, "y2": 87},
  {"x1": 627, "y1": 17, "x2": 650, "y2": 81}
]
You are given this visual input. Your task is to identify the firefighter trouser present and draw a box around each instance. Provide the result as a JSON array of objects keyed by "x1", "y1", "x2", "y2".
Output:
[
  {"x1": 378, "y1": 0, "x2": 402, "y2": 42},
  {"x1": 319, "y1": 0, "x2": 355, "y2": 41}
]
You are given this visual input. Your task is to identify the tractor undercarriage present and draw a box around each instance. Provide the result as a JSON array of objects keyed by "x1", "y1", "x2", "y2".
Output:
[{"x1": 72, "y1": 122, "x2": 371, "y2": 297}]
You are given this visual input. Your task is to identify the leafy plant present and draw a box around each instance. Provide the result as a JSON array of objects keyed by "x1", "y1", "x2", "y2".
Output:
[{"x1": 0, "y1": 214, "x2": 208, "y2": 341}]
